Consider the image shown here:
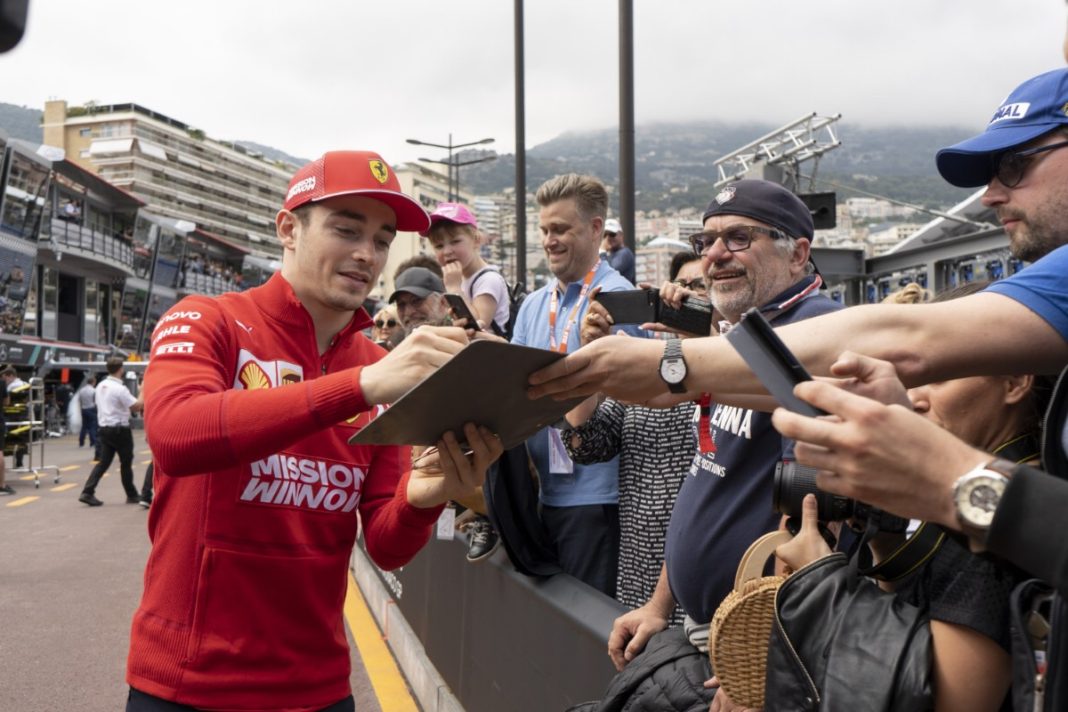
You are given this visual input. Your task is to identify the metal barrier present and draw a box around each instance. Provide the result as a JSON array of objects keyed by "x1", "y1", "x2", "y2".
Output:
[
  {"x1": 357, "y1": 535, "x2": 626, "y2": 712},
  {"x1": 6, "y1": 377, "x2": 61, "y2": 488}
]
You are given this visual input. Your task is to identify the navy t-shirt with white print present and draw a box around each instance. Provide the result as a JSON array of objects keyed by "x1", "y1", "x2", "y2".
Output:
[{"x1": 664, "y1": 277, "x2": 842, "y2": 624}]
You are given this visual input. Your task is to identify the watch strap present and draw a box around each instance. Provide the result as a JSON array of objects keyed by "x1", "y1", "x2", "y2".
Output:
[
  {"x1": 954, "y1": 457, "x2": 1015, "y2": 549},
  {"x1": 661, "y1": 338, "x2": 686, "y2": 394}
]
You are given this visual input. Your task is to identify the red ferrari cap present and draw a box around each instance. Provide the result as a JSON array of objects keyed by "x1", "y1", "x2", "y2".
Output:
[{"x1": 283, "y1": 151, "x2": 430, "y2": 233}]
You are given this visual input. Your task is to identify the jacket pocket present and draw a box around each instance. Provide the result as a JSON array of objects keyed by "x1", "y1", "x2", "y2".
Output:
[{"x1": 185, "y1": 545, "x2": 350, "y2": 684}]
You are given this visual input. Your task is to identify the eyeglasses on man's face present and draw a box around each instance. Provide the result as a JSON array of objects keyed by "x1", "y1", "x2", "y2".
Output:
[
  {"x1": 374, "y1": 318, "x2": 398, "y2": 329},
  {"x1": 992, "y1": 138, "x2": 1068, "y2": 188},
  {"x1": 688, "y1": 224, "x2": 785, "y2": 255},
  {"x1": 672, "y1": 277, "x2": 707, "y2": 291}
]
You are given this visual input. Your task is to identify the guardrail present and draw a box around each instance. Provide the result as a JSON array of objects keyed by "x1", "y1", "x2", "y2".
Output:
[{"x1": 355, "y1": 535, "x2": 625, "y2": 712}]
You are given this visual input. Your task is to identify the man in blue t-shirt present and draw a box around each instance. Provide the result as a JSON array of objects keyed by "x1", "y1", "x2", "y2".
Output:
[{"x1": 605, "y1": 179, "x2": 841, "y2": 674}]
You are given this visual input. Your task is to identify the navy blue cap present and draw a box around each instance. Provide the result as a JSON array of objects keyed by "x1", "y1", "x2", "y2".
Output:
[
  {"x1": 701, "y1": 179, "x2": 814, "y2": 239},
  {"x1": 936, "y1": 68, "x2": 1068, "y2": 188}
]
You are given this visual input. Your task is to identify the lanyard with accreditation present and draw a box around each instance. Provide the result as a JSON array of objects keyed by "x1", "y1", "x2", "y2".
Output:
[
  {"x1": 546, "y1": 264, "x2": 597, "y2": 475},
  {"x1": 547, "y1": 265, "x2": 598, "y2": 353}
]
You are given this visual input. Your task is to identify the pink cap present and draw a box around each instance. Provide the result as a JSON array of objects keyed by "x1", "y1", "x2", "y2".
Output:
[
  {"x1": 420, "y1": 202, "x2": 479, "y2": 236},
  {"x1": 283, "y1": 151, "x2": 430, "y2": 233}
]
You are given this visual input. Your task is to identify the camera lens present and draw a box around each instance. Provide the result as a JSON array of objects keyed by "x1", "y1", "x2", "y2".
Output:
[{"x1": 773, "y1": 460, "x2": 854, "y2": 521}]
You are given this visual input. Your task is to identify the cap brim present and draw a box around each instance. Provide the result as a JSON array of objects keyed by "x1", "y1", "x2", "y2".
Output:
[
  {"x1": 314, "y1": 189, "x2": 431, "y2": 233},
  {"x1": 419, "y1": 213, "x2": 478, "y2": 237},
  {"x1": 388, "y1": 286, "x2": 434, "y2": 303},
  {"x1": 936, "y1": 123, "x2": 1057, "y2": 188}
]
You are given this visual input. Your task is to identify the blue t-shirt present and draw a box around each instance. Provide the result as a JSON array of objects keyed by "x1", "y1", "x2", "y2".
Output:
[
  {"x1": 512, "y1": 259, "x2": 641, "y2": 507},
  {"x1": 986, "y1": 244, "x2": 1068, "y2": 340},
  {"x1": 605, "y1": 246, "x2": 636, "y2": 285},
  {"x1": 664, "y1": 278, "x2": 842, "y2": 623}
]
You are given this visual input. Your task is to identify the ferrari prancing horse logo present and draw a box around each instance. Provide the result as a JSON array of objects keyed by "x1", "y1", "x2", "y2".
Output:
[{"x1": 369, "y1": 160, "x2": 389, "y2": 184}]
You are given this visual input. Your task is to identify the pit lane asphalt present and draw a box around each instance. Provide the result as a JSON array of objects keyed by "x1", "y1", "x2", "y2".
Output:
[{"x1": 0, "y1": 431, "x2": 384, "y2": 712}]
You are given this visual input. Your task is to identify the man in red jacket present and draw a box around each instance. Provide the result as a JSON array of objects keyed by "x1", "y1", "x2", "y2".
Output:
[{"x1": 126, "y1": 151, "x2": 502, "y2": 712}]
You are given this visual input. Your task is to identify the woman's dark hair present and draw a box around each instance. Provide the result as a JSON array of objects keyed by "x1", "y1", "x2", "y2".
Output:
[
  {"x1": 393, "y1": 254, "x2": 443, "y2": 281},
  {"x1": 669, "y1": 251, "x2": 701, "y2": 281}
]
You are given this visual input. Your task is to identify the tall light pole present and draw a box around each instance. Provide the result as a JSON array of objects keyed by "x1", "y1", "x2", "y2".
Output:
[
  {"x1": 406, "y1": 135, "x2": 496, "y2": 201},
  {"x1": 619, "y1": 0, "x2": 635, "y2": 252}
]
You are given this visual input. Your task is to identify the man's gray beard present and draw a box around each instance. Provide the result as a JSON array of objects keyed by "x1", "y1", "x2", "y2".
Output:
[
  {"x1": 710, "y1": 286, "x2": 756, "y2": 324},
  {"x1": 403, "y1": 314, "x2": 452, "y2": 337}
]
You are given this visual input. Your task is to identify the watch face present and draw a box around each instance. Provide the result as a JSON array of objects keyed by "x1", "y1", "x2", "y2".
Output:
[
  {"x1": 958, "y1": 476, "x2": 1007, "y2": 528},
  {"x1": 660, "y1": 360, "x2": 685, "y2": 384}
]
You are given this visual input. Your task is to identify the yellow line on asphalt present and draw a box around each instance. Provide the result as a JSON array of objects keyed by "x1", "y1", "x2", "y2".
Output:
[
  {"x1": 59, "y1": 465, "x2": 80, "y2": 472},
  {"x1": 19, "y1": 474, "x2": 35, "y2": 481},
  {"x1": 140, "y1": 459, "x2": 152, "y2": 466},
  {"x1": 51, "y1": 483, "x2": 77, "y2": 492},
  {"x1": 139, "y1": 449, "x2": 151, "y2": 455},
  {"x1": 343, "y1": 573, "x2": 418, "y2": 712},
  {"x1": 6, "y1": 496, "x2": 38, "y2": 507}
]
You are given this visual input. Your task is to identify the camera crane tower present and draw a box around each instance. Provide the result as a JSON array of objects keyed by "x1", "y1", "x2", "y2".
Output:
[{"x1": 712, "y1": 112, "x2": 843, "y2": 193}]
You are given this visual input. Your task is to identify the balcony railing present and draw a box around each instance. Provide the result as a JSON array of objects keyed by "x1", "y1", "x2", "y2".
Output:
[
  {"x1": 43, "y1": 217, "x2": 134, "y2": 267},
  {"x1": 181, "y1": 270, "x2": 238, "y2": 296}
]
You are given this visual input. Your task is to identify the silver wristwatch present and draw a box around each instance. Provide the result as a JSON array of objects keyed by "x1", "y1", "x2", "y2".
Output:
[
  {"x1": 659, "y1": 338, "x2": 687, "y2": 394},
  {"x1": 952, "y1": 458, "x2": 1015, "y2": 549}
]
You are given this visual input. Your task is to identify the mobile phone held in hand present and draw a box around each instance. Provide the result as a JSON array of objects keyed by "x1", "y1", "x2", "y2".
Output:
[
  {"x1": 592, "y1": 289, "x2": 657, "y2": 325},
  {"x1": 443, "y1": 294, "x2": 482, "y2": 331},
  {"x1": 594, "y1": 288, "x2": 713, "y2": 336},
  {"x1": 724, "y1": 307, "x2": 825, "y2": 417}
]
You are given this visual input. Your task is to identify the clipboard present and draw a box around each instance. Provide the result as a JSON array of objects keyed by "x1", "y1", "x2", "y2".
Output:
[{"x1": 348, "y1": 339, "x2": 587, "y2": 449}]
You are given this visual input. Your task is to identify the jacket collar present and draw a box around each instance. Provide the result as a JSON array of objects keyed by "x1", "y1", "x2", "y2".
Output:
[{"x1": 253, "y1": 272, "x2": 373, "y2": 335}]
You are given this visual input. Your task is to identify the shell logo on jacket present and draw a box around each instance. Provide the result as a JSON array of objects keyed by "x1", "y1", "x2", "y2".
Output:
[{"x1": 233, "y1": 349, "x2": 304, "y2": 390}]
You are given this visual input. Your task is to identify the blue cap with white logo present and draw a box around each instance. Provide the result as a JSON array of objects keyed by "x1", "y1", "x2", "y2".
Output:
[{"x1": 936, "y1": 68, "x2": 1068, "y2": 187}]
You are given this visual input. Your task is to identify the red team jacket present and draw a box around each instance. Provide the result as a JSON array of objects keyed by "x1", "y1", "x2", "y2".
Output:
[{"x1": 126, "y1": 273, "x2": 442, "y2": 711}]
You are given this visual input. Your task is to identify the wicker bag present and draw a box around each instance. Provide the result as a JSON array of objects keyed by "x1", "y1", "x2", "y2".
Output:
[{"x1": 709, "y1": 529, "x2": 793, "y2": 709}]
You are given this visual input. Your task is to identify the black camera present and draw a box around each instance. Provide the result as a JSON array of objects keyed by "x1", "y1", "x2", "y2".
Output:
[{"x1": 773, "y1": 460, "x2": 909, "y2": 534}]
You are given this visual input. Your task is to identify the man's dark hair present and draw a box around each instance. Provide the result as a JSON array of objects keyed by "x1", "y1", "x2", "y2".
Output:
[
  {"x1": 291, "y1": 204, "x2": 313, "y2": 226},
  {"x1": 0, "y1": 366, "x2": 15, "y2": 378},
  {"x1": 669, "y1": 251, "x2": 701, "y2": 281},
  {"x1": 105, "y1": 357, "x2": 125, "y2": 375},
  {"x1": 393, "y1": 255, "x2": 443, "y2": 281}
]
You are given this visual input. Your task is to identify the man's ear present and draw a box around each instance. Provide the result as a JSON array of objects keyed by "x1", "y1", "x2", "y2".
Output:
[
  {"x1": 276, "y1": 209, "x2": 300, "y2": 251},
  {"x1": 591, "y1": 215, "x2": 605, "y2": 241},
  {"x1": 1003, "y1": 373, "x2": 1034, "y2": 405},
  {"x1": 792, "y1": 238, "x2": 812, "y2": 272}
]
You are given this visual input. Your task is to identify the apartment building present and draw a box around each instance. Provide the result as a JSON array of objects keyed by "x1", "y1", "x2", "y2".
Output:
[{"x1": 42, "y1": 100, "x2": 291, "y2": 253}]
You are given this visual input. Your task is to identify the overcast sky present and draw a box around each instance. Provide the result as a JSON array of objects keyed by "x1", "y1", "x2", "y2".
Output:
[{"x1": 1, "y1": 0, "x2": 1065, "y2": 168}]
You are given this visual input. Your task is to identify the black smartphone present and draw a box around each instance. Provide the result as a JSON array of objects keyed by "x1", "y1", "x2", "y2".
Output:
[
  {"x1": 443, "y1": 294, "x2": 482, "y2": 331},
  {"x1": 724, "y1": 307, "x2": 825, "y2": 417},
  {"x1": 594, "y1": 288, "x2": 713, "y2": 336},
  {"x1": 592, "y1": 289, "x2": 658, "y2": 324},
  {"x1": 659, "y1": 297, "x2": 713, "y2": 336}
]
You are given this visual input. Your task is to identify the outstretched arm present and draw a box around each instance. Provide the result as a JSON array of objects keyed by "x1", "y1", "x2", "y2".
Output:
[{"x1": 529, "y1": 292, "x2": 1068, "y2": 405}]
